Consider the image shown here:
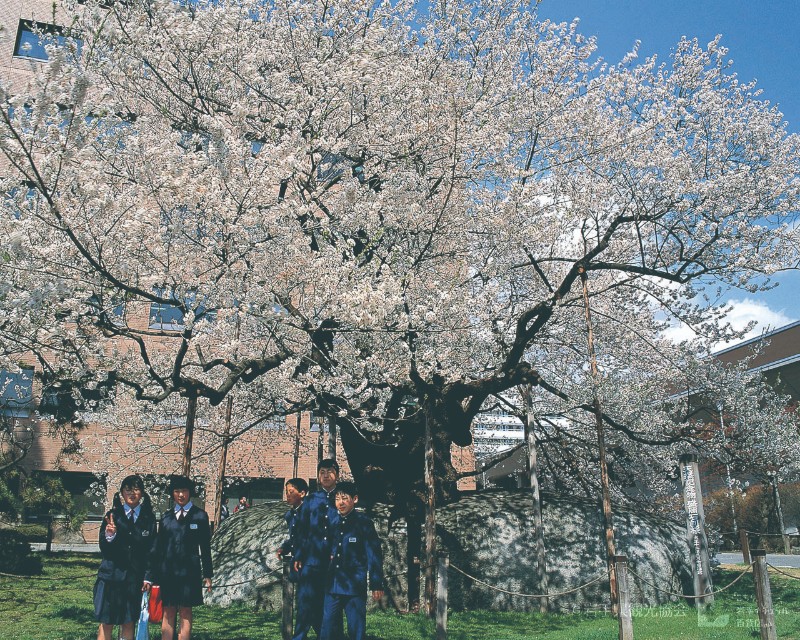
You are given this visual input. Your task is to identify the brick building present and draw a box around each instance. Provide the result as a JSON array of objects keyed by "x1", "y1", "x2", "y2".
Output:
[{"x1": 0, "y1": 0, "x2": 475, "y2": 541}]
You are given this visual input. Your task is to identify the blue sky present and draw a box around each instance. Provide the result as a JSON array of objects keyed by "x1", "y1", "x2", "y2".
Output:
[{"x1": 535, "y1": 0, "x2": 800, "y2": 340}]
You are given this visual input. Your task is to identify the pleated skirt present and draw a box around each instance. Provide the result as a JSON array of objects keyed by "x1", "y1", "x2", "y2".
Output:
[
  {"x1": 93, "y1": 578, "x2": 141, "y2": 625},
  {"x1": 159, "y1": 577, "x2": 204, "y2": 608}
]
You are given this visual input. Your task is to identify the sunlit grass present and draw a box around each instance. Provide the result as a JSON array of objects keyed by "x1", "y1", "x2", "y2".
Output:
[{"x1": 0, "y1": 555, "x2": 798, "y2": 639}]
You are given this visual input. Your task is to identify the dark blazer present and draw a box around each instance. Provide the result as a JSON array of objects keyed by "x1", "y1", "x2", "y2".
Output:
[
  {"x1": 327, "y1": 510, "x2": 383, "y2": 595},
  {"x1": 148, "y1": 505, "x2": 213, "y2": 584},
  {"x1": 294, "y1": 490, "x2": 339, "y2": 571},
  {"x1": 279, "y1": 504, "x2": 303, "y2": 557},
  {"x1": 97, "y1": 506, "x2": 157, "y2": 583}
]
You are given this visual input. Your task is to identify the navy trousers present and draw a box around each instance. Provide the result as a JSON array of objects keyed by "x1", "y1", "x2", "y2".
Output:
[
  {"x1": 292, "y1": 568, "x2": 325, "y2": 640},
  {"x1": 320, "y1": 592, "x2": 366, "y2": 640}
]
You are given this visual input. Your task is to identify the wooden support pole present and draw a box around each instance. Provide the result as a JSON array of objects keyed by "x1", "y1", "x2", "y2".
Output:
[
  {"x1": 740, "y1": 529, "x2": 751, "y2": 565},
  {"x1": 751, "y1": 550, "x2": 777, "y2": 640},
  {"x1": 328, "y1": 416, "x2": 337, "y2": 460},
  {"x1": 214, "y1": 314, "x2": 239, "y2": 527},
  {"x1": 614, "y1": 555, "x2": 634, "y2": 640},
  {"x1": 281, "y1": 557, "x2": 294, "y2": 640},
  {"x1": 213, "y1": 395, "x2": 233, "y2": 528},
  {"x1": 45, "y1": 516, "x2": 53, "y2": 554},
  {"x1": 317, "y1": 414, "x2": 325, "y2": 467},
  {"x1": 769, "y1": 474, "x2": 791, "y2": 556},
  {"x1": 523, "y1": 385, "x2": 549, "y2": 613},
  {"x1": 292, "y1": 413, "x2": 301, "y2": 478},
  {"x1": 181, "y1": 395, "x2": 198, "y2": 477},
  {"x1": 580, "y1": 268, "x2": 618, "y2": 614},
  {"x1": 436, "y1": 553, "x2": 449, "y2": 640},
  {"x1": 423, "y1": 408, "x2": 437, "y2": 617}
]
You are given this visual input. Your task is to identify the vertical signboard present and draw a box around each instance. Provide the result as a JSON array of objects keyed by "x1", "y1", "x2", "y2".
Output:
[{"x1": 679, "y1": 454, "x2": 714, "y2": 606}]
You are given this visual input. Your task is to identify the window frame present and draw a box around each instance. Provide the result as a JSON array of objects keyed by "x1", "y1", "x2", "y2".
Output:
[
  {"x1": 13, "y1": 19, "x2": 81, "y2": 62},
  {"x1": 0, "y1": 367, "x2": 34, "y2": 417}
]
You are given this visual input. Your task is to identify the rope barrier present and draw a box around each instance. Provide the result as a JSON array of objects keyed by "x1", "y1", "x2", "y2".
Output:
[
  {"x1": 718, "y1": 530, "x2": 799, "y2": 538},
  {"x1": 625, "y1": 563, "x2": 753, "y2": 600},
  {"x1": 766, "y1": 564, "x2": 800, "y2": 581},
  {"x1": 212, "y1": 565, "x2": 282, "y2": 589},
  {"x1": 0, "y1": 565, "x2": 283, "y2": 589},
  {"x1": 0, "y1": 570, "x2": 96, "y2": 581},
  {"x1": 448, "y1": 562, "x2": 608, "y2": 599}
]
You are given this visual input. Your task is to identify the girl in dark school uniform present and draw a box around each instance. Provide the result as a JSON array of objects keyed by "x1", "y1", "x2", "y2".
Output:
[
  {"x1": 146, "y1": 475, "x2": 212, "y2": 640},
  {"x1": 94, "y1": 474, "x2": 156, "y2": 640}
]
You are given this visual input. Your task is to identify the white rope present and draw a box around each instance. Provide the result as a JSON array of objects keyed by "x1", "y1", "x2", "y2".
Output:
[{"x1": 449, "y1": 563, "x2": 608, "y2": 599}]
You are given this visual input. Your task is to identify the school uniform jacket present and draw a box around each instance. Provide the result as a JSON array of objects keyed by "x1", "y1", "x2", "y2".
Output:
[
  {"x1": 147, "y1": 505, "x2": 213, "y2": 585},
  {"x1": 327, "y1": 510, "x2": 383, "y2": 596},
  {"x1": 97, "y1": 506, "x2": 157, "y2": 583},
  {"x1": 294, "y1": 490, "x2": 339, "y2": 571},
  {"x1": 280, "y1": 504, "x2": 303, "y2": 557}
]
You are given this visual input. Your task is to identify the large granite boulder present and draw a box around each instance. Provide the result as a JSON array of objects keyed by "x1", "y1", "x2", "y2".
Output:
[{"x1": 208, "y1": 490, "x2": 692, "y2": 612}]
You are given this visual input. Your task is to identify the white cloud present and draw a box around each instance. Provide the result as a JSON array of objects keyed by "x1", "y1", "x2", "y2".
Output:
[{"x1": 662, "y1": 298, "x2": 796, "y2": 349}]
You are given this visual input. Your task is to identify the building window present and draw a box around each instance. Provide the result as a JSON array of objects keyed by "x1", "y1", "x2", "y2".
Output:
[
  {"x1": 317, "y1": 152, "x2": 346, "y2": 183},
  {"x1": 149, "y1": 296, "x2": 184, "y2": 330},
  {"x1": 27, "y1": 471, "x2": 106, "y2": 520},
  {"x1": 225, "y1": 477, "x2": 285, "y2": 505},
  {"x1": 149, "y1": 288, "x2": 216, "y2": 330},
  {"x1": 4, "y1": 182, "x2": 39, "y2": 220},
  {"x1": 13, "y1": 20, "x2": 81, "y2": 62},
  {"x1": 0, "y1": 368, "x2": 34, "y2": 417}
]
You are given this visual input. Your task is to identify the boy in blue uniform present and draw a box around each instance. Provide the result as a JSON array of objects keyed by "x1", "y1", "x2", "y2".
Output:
[
  {"x1": 276, "y1": 477, "x2": 308, "y2": 565},
  {"x1": 320, "y1": 482, "x2": 384, "y2": 640},
  {"x1": 292, "y1": 459, "x2": 340, "y2": 640}
]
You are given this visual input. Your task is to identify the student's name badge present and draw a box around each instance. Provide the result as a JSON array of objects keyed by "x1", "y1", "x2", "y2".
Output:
[
  {"x1": 349, "y1": 537, "x2": 357, "y2": 542},
  {"x1": 190, "y1": 524, "x2": 198, "y2": 530}
]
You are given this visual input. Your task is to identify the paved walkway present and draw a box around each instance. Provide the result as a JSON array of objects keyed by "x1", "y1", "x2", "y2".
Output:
[
  {"x1": 29, "y1": 545, "x2": 799, "y2": 567},
  {"x1": 718, "y1": 552, "x2": 800, "y2": 568},
  {"x1": 30, "y1": 543, "x2": 99, "y2": 553}
]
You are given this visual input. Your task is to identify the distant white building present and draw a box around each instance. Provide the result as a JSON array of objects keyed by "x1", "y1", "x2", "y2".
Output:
[{"x1": 472, "y1": 408, "x2": 525, "y2": 459}]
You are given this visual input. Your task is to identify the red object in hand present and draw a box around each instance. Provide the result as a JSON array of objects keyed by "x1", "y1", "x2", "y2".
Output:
[{"x1": 148, "y1": 585, "x2": 163, "y2": 623}]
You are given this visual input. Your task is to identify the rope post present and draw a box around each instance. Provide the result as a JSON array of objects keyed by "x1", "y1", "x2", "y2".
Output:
[
  {"x1": 436, "y1": 552, "x2": 449, "y2": 640},
  {"x1": 45, "y1": 516, "x2": 53, "y2": 554},
  {"x1": 281, "y1": 557, "x2": 294, "y2": 640},
  {"x1": 614, "y1": 556, "x2": 634, "y2": 640},
  {"x1": 751, "y1": 550, "x2": 777, "y2": 640},
  {"x1": 740, "y1": 529, "x2": 751, "y2": 565}
]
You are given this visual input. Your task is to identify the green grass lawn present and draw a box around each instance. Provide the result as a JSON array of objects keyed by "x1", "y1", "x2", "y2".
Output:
[{"x1": 0, "y1": 554, "x2": 798, "y2": 639}]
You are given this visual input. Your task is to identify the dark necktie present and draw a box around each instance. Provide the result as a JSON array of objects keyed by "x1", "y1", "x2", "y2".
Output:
[
  {"x1": 178, "y1": 508, "x2": 185, "y2": 521},
  {"x1": 128, "y1": 509, "x2": 134, "y2": 522}
]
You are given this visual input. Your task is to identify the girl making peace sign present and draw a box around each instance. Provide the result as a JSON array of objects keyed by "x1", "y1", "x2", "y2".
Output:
[{"x1": 94, "y1": 475, "x2": 156, "y2": 640}]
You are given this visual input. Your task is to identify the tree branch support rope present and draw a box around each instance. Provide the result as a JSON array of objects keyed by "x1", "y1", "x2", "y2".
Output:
[
  {"x1": 0, "y1": 570, "x2": 96, "y2": 581},
  {"x1": 766, "y1": 564, "x2": 800, "y2": 580},
  {"x1": 625, "y1": 563, "x2": 753, "y2": 599},
  {"x1": 0, "y1": 565, "x2": 283, "y2": 588},
  {"x1": 448, "y1": 562, "x2": 608, "y2": 599}
]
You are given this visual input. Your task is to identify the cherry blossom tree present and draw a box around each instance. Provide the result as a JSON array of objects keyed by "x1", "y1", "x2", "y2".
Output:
[{"x1": 0, "y1": 0, "x2": 798, "y2": 521}]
